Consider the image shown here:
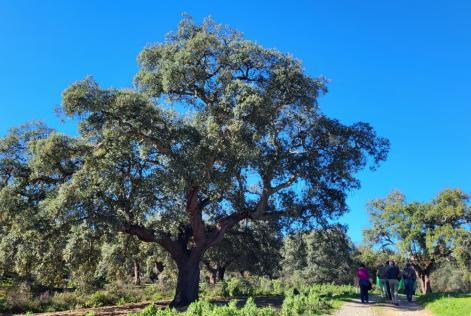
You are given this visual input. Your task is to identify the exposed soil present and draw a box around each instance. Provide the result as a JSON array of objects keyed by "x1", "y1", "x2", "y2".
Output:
[{"x1": 334, "y1": 294, "x2": 433, "y2": 316}]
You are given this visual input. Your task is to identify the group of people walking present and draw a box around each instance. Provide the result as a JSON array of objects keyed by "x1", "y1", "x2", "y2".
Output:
[{"x1": 356, "y1": 261, "x2": 417, "y2": 305}]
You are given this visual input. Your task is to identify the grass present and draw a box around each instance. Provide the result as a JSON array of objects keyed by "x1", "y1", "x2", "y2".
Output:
[
  {"x1": 329, "y1": 293, "x2": 358, "y2": 313},
  {"x1": 417, "y1": 292, "x2": 471, "y2": 316}
]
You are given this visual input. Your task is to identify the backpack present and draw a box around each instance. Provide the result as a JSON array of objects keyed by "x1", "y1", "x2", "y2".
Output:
[{"x1": 403, "y1": 267, "x2": 416, "y2": 280}]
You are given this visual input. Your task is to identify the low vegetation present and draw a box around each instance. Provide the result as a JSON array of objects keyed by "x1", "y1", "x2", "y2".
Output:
[
  {"x1": 417, "y1": 293, "x2": 471, "y2": 316},
  {"x1": 0, "y1": 276, "x2": 357, "y2": 314},
  {"x1": 127, "y1": 284, "x2": 357, "y2": 316}
]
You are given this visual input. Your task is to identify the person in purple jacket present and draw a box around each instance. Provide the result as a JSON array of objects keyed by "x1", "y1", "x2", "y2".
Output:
[{"x1": 357, "y1": 263, "x2": 371, "y2": 303}]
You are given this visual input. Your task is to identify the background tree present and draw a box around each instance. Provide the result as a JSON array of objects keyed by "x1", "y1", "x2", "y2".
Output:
[
  {"x1": 63, "y1": 222, "x2": 103, "y2": 292},
  {"x1": 96, "y1": 234, "x2": 167, "y2": 286},
  {"x1": 6, "y1": 16, "x2": 388, "y2": 307},
  {"x1": 203, "y1": 220, "x2": 282, "y2": 283},
  {"x1": 365, "y1": 189, "x2": 471, "y2": 293},
  {"x1": 281, "y1": 225, "x2": 355, "y2": 284},
  {"x1": 0, "y1": 123, "x2": 87, "y2": 289},
  {"x1": 428, "y1": 261, "x2": 471, "y2": 293},
  {"x1": 353, "y1": 246, "x2": 399, "y2": 280}
]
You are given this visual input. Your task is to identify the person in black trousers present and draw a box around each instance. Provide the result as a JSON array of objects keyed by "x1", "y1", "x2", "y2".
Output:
[
  {"x1": 357, "y1": 263, "x2": 371, "y2": 304},
  {"x1": 403, "y1": 263, "x2": 417, "y2": 302}
]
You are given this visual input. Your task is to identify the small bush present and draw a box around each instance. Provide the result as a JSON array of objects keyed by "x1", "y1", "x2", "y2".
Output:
[
  {"x1": 85, "y1": 290, "x2": 116, "y2": 307},
  {"x1": 226, "y1": 278, "x2": 254, "y2": 297},
  {"x1": 186, "y1": 299, "x2": 213, "y2": 316},
  {"x1": 128, "y1": 304, "x2": 178, "y2": 316},
  {"x1": 281, "y1": 291, "x2": 331, "y2": 316},
  {"x1": 49, "y1": 292, "x2": 80, "y2": 310},
  {"x1": 185, "y1": 298, "x2": 275, "y2": 316}
]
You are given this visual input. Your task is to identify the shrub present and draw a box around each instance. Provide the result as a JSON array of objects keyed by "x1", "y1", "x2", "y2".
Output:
[
  {"x1": 430, "y1": 262, "x2": 471, "y2": 293},
  {"x1": 255, "y1": 277, "x2": 284, "y2": 296},
  {"x1": 128, "y1": 304, "x2": 178, "y2": 316},
  {"x1": 49, "y1": 292, "x2": 81, "y2": 310},
  {"x1": 186, "y1": 300, "x2": 213, "y2": 316},
  {"x1": 85, "y1": 290, "x2": 116, "y2": 307},
  {"x1": 185, "y1": 298, "x2": 275, "y2": 316},
  {"x1": 279, "y1": 284, "x2": 356, "y2": 316},
  {"x1": 281, "y1": 291, "x2": 331, "y2": 316},
  {"x1": 226, "y1": 278, "x2": 254, "y2": 297}
]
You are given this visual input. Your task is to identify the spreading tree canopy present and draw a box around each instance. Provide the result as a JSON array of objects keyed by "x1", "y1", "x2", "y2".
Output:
[
  {"x1": 1, "y1": 16, "x2": 389, "y2": 306},
  {"x1": 365, "y1": 189, "x2": 471, "y2": 294}
]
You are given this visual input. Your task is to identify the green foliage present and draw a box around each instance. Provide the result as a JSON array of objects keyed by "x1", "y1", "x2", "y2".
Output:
[
  {"x1": 365, "y1": 189, "x2": 471, "y2": 292},
  {"x1": 178, "y1": 298, "x2": 275, "y2": 316},
  {"x1": 281, "y1": 292, "x2": 329, "y2": 316},
  {"x1": 129, "y1": 299, "x2": 275, "y2": 316},
  {"x1": 353, "y1": 246, "x2": 400, "y2": 278},
  {"x1": 85, "y1": 290, "x2": 116, "y2": 307},
  {"x1": 203, "y1": 221, "x2": 282, "y2": 283},
  {"x1": 1, "y1": 15, "x2": 389, "y2": 307},
  {"x1": 430, "y1": 261, "x2": 471, "y2": 293},
  {"x1": 0, "y1": 294, "x2": 6, "y2": 310},
  {"x1": 0, "y1": 123, "x2": 71, "y2": 288},
  {"x1": 417, "y1": 293, "x2": 471, "y2": 316},
  {"x1": 132, "y1": 303, "x2": 169, "y2": 316},
  {"x1": 0, "y1": 279, "x2": 176, "y2": 313},
  {"x1": 280, "y1": 284, "x2": 355, "y2": 316},
  {"x1": 201, "y1": 276, "x2": 285, "y2": 299},
  {"x1": 225, "y1": 278, "x2": 254, "y2": 297},
  {"x1": 282, "y1": 225, "x2": 355, "y2": 285},
  {"x1": 64, "y1": 222, "x2": 103, "y2": 293},
  {"x1": 185, "y1": 300, "x2": 213, "y2": 315}
]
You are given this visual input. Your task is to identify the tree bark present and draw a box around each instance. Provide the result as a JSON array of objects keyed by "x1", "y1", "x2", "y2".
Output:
[
  {"x1": 170, "y1": 256, "x2": 202, "y2": 308},
  {"x1": 133, "y1": 260, "x2": 141, "y2": 285},
  {"x1": 418, "y1": 273, "x2": 432, "y2": 294},
  {"x1": 216, "y1": 266, "x2": 225, "y2": 282},
  {"x1": 208, "y1": 270, "x2": 217, "y2": 284}
]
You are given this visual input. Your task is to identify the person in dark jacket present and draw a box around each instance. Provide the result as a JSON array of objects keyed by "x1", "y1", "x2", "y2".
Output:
[
  {"x1": 357, "y1": 264, "x2": 371, "y2": 304},
  {"x1": 377, "y1": 262, "x2": 390, "y2": 299},
  {"x1": 402, "y1": 263, "x2": 417, "y2": 302},
  {"x1": 385, "y1": 260, "x2": 401, "y2": 305}
]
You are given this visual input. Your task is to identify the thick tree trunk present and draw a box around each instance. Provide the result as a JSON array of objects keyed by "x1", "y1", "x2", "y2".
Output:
[
  {"x1": 133, "y1": 260, "x2": 141, "y2": 285},
  {"x1": 170, "y1": 257, "x2": 201, "y2": 308},
  {"x1": 418, "y1": 273, "x2": 432, "y2": 294},
  {"x1": 217, "y1": 266, "x2": 225, "y2": 281}
]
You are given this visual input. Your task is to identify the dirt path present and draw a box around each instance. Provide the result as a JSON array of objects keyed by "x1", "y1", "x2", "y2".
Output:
[{"x1": 334, "y1": 294, "x2": 432, "y2": 316}]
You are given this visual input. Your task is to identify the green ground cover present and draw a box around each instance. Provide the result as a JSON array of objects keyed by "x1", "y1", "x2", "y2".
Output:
[{"x1": 417, "y1": 293, "x2": 471, "y2": 316}]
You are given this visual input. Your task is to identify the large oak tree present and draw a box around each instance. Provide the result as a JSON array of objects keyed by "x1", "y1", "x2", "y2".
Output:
[{"x1": 1, "y1": 16, "x2": 389, "y2": 306}]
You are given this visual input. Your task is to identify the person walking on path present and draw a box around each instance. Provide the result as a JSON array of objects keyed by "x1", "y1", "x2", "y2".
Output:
[
  {"x1": 357, "y1": 263, "x2": 371, "y2": 304},
  {"x1": 403, "y1": 262, "x2": 417, "y2": 302},
  {"x1": 377, "y1": 262, "x2": 389, "y2": 299},
  {"x1": 385, "y1": 260, "x2": 401, "y2": 305}
]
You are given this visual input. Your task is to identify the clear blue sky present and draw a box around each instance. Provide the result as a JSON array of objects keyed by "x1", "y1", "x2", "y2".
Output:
[{"x1": 1, "y1": 0, "x2": 470, "y2": 244}]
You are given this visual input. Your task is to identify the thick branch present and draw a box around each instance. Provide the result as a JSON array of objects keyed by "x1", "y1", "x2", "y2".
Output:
[
  {"x1": 205, "y1": 210, "x2": 251, "y2": 249},
  {"x1": 119, "y1": 222, "x2": 186, "y2": 261},
  {"x1": 269, "y1": 174, "x2": 298, "y2": 194},
  {"x1": 186, "y1": 187, "x2": 210, "y2": 246}
]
